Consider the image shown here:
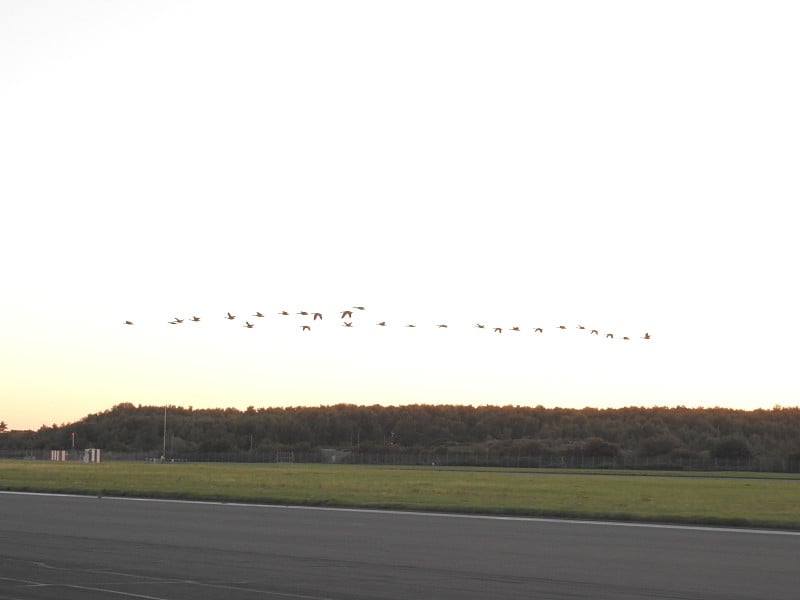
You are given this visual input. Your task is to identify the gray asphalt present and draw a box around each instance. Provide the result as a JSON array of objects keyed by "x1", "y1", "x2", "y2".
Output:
[{"x1": 1, "y1": 492, "x2": 798, "y2": 599}]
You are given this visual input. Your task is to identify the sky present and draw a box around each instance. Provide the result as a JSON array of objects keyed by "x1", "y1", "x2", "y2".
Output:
[{"x1": 1, "y1": 1, "x2": 799, "y2": 432}]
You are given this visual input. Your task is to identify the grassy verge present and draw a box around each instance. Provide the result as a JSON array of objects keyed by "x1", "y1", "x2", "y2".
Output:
[{"x1": 1, "y1": 460, "x2": 798, "y2": 529}]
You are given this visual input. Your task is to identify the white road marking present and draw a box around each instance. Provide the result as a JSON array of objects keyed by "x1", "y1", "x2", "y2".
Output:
[
  {"x1": 61, "y1": 585, "x2": 170, "y2": 600},
  {"x1": 0, "y1": 576, "x2": 47, "y2": 587},
  {"x1": 2, "y1": 569, "x2": 336, "y2": 600},
  {"x1": 2, "y1": 489, "x2": 798, "y2": 536}
]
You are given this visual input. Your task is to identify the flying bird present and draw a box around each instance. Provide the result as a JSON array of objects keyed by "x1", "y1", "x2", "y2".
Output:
[
  {"x1": 494, "y1": 328, "x2": 503, "y2": 333},
  {"x1": 437, "y1": 324, "x2": 448, "y2": 328},
  {"x1": 353, "y1": 306, "x2": 365, "y2": 310},
  {"x1": 405, "y1": 324, "x2": 416, "y2": 328},
  {"x1": 173, "y1": 317, "x2": 184, "y2": 324},
  {"x1": 590, "y1": 329, "x2": 599, "y2": 335},
  {"x1": 377, "y1": 321, "x2": 386, "y2": 326},
  {"x1": 510, "y1": 326, "x2": 520, "y2": 332},
  {"x1": 642, "y1": 332, "x2": 651, "y2": 340},
  {"x1": 474, "y1": 323, "x2": 485, "y2": 329},
  {"x1": 190, "y1": 316, "x2": 201, "y2": 322},
  {"x1": 168, "y1": 320, "x2": 178, "y2": 325},
  {"x1": 301, "y1": 325, "x2": 311, "y2": 331},
  {"x1": 226, "y1": 312, "x2": 236, "y2": 320},
  {"x1": 606, "y1": 333, "x2": 614, "y2": 339},
  {"x1": 312, "y1": 312, "x2": 323, "y2": 320},
  {"x1": 123, "y1": 320, "x2": 134, "y2": 325},
  {"x1": 244, "y1": 321, "x2": 254, "y2": 329},
  {"x1": 557, "y1": 325, "x2": 567, "y2": 330},
  {"x1": 253, "y1": 312, "x2": 265, "y2": 318},
  {"x1": 343, "y1": 322, "x2": 353, "y2": 327},
  {"x1": 297, "y1": 311, "x2": 309, "y2": 316},
  {"x1": 341, "y1": 310, "x2": 353, "y2": 319},
  {"x1": 278, "y1": 311, "x2": 289, "y2": 316},
  {"x1": 534, "y1": 327, "x2": 543, "y2": 333}
]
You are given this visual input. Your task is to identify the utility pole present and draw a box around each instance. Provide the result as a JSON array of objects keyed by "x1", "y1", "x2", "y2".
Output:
[{"x1": 162, "y1": 406, "x2": 167, "y2": 462}]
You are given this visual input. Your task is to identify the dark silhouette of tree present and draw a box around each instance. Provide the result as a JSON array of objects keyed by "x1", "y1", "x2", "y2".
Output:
[
  {"x1": 2, "y1": 404, "x2": 800, "y2": 468},
  {"x1": 711, "y1": 436, "x2": 753, "y2": 459}
]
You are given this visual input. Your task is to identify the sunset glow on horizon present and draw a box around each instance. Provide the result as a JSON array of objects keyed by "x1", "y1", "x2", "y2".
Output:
[{"x1": 2, "y1": 1, "x2": 798, "y2": 432}]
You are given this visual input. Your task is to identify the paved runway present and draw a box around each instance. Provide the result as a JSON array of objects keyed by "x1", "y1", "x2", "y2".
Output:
[{"x1": 1, "y1": 491, "x2": 798, "y2": 599}]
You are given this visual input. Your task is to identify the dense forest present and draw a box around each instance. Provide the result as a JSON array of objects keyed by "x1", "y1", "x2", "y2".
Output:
[{"x1": 2, "y1": 404, "x2": 800, "y2": 468}]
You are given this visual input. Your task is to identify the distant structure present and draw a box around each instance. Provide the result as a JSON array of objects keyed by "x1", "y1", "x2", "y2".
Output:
[
  {"x1": 84, "y1": 448, "x2": 102, "y2": 463},
  {"x1": 275, "y1": 450, "x2": 295, "y2": 463},
  {"x1": 50, "y1": 450, "x2": 69, "y2": 461}
]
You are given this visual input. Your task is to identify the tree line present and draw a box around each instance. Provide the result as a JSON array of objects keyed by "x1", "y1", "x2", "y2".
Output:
[{"x1": 2, "y1": 403, "x2": 799, "y2": 465}]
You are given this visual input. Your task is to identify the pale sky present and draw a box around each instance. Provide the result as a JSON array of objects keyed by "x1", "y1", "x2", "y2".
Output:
[{"x1": 1, "y1": 1, "x2": 798, "y2": 432}]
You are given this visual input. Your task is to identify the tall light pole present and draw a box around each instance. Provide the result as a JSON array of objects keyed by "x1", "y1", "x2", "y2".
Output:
[{"x1": 162, "y1": 406, "x2": 167, "y2": 461}]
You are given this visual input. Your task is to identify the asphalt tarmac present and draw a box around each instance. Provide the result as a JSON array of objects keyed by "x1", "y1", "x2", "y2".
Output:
[{"x1": 1, "y1": 491, "x2": 798, "y2": 599}]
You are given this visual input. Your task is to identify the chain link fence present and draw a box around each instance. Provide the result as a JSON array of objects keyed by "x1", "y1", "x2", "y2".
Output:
[{"x1": 4, "y1": 449, "x2": 799, "y2": 472}]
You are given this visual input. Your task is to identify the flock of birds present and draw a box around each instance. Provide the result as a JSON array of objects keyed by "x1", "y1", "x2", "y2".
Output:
[{"x1": 123, "y1": 307, "x2": 652, "y2": 341}]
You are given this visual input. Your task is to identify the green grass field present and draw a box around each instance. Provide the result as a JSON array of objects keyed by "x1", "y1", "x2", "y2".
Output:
[{"x1": 1, "y1": 460, "x2": 798, "y2": 529}]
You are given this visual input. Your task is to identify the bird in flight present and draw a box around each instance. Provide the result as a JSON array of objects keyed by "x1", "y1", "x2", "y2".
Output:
[
  {"x1": 301, "y1": 325, "x2": 311, "y2": 331},
  {"x1": 118, "y1": 305, "x2": 642, "y2": 346}
]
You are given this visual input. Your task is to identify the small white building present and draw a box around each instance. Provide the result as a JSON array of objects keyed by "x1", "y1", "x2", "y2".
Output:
[{"x1": 83, "y1": 448, "x2": 103, "y2": 463}]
